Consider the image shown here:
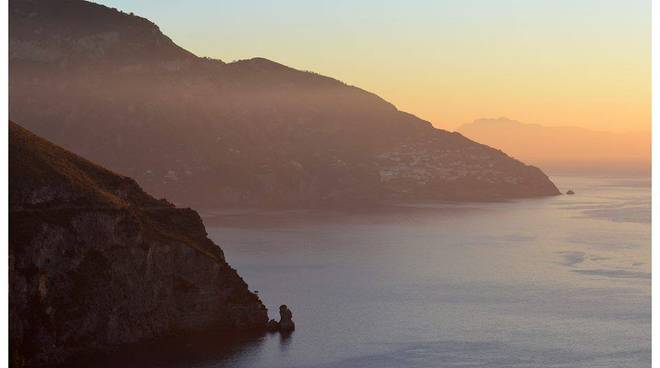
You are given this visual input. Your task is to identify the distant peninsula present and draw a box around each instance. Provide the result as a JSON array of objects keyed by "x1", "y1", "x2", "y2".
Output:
[{"x1": 458, "y1": 117, "x2": 650, "y2": 175}]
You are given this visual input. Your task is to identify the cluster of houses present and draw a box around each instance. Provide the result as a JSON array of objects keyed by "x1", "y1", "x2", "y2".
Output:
[{"x1": 375, "y1": 141, "x2": 522, "y2": 187}]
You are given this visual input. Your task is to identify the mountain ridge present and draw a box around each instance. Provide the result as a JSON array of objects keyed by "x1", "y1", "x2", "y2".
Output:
[{"x1": 9, "y1": 0, "x2": 560, "y2": 207}]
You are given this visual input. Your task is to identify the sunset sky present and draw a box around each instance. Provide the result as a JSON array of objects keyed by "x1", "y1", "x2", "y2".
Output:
[{"x1": 96, "y1": 0, "x2": 649, "y2": 133}]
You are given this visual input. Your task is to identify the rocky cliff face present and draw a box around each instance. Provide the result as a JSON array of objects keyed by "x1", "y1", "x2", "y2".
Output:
[
  {"x1": 9, "y1": 0, "x2": 560, "y2": 207},
  {"x1": 9, "y1": 121, "x2": 268, "y2": 368}
]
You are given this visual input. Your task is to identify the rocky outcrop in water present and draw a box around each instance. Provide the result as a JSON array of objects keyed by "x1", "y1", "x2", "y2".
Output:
[
  {"x1": 9, "y1": 0, "x2": 560, "y2": 208},
  {"x1": 9, "y1": 121, "x2": 268, "y2": 368},
  {"x1": 278, "y1": 305, "x2": 296, "y2": 332},
  {"x1": 266, "y1": 305, "x2": 295, "y2": 333}
]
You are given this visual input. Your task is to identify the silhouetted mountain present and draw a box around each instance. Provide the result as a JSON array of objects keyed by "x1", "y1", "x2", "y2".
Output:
[
  {"x1": 458, "y1": 118, "x2": 650, "y2": 175},
  {"x1": 9, "y1": 0, "x2": 560, "y2": 207},
  {"x1": 9, "y1": 120, "x2": 267, "y2": 367}
]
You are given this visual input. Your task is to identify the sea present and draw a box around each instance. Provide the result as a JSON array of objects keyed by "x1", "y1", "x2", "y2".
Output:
[{"x1": 97, "y1": 175, "x2": 652, "y2": 368}]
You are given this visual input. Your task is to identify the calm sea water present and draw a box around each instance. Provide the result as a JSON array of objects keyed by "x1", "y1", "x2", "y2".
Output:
[
  {"x1": 93, "y1": 175, "x2": 650, "y2": 368},
  {"x1": 195, "y1": 175, "x2": 651, "y2": 368}
]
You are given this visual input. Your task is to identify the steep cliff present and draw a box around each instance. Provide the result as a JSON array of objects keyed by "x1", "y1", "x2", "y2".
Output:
[
  {"x1": 9, "y1": 0, "x2": 560, "y2": 207},
  {"x1": 9, "y1": 121, "x2": 268, "y2": 367}
]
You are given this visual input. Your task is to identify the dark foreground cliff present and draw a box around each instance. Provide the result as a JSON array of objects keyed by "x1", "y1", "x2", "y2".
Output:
[
  {"x1": 9, "y1": 121, "x2": 268, "y2": 368},
  {"x1": 9, "y1": 0, "x2": 560, "y2": 208}
]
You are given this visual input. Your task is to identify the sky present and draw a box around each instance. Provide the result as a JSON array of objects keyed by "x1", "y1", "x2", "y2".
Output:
[{"x1": 95, "y1": 0, "x2": 650, "y2": 133}]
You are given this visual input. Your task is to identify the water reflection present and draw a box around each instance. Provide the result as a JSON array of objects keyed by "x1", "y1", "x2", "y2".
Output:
[
  {"x1": 62, "y1": 330, "x2": 268, "y2": 368},
  {"x1": 278, "y1": 331, "x2": 293, "y2": 352}
]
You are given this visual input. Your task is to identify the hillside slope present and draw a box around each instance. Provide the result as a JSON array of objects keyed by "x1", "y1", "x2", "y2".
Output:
[
  {"x1": 9, "y1": 121, "x2": 268, "y2": 367},
  {"x1": 9, "y1": 0, "x2": 560, "y2": 207}
]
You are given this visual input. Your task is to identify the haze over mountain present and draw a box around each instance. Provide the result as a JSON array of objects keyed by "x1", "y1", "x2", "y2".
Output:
[
  {"x1": 457, "y1": 118, "x2": 650, "y2": 175},
  {"x1": 9, "y1": 0, "x2": 559, "y2": 207}
]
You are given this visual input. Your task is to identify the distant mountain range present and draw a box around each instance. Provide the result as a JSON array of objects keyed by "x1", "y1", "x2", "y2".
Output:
[
  {"x1": 9, "y1": 0, "x2": 559, "y2": 207},
  {"x1": 458, "y1": 118, "x2": 650, "y2": 175}
]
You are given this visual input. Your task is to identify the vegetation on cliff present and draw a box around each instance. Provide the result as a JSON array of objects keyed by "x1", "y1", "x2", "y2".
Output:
[{"x1": 9, "y1": 121, "x2": 268, "y2": 368}]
